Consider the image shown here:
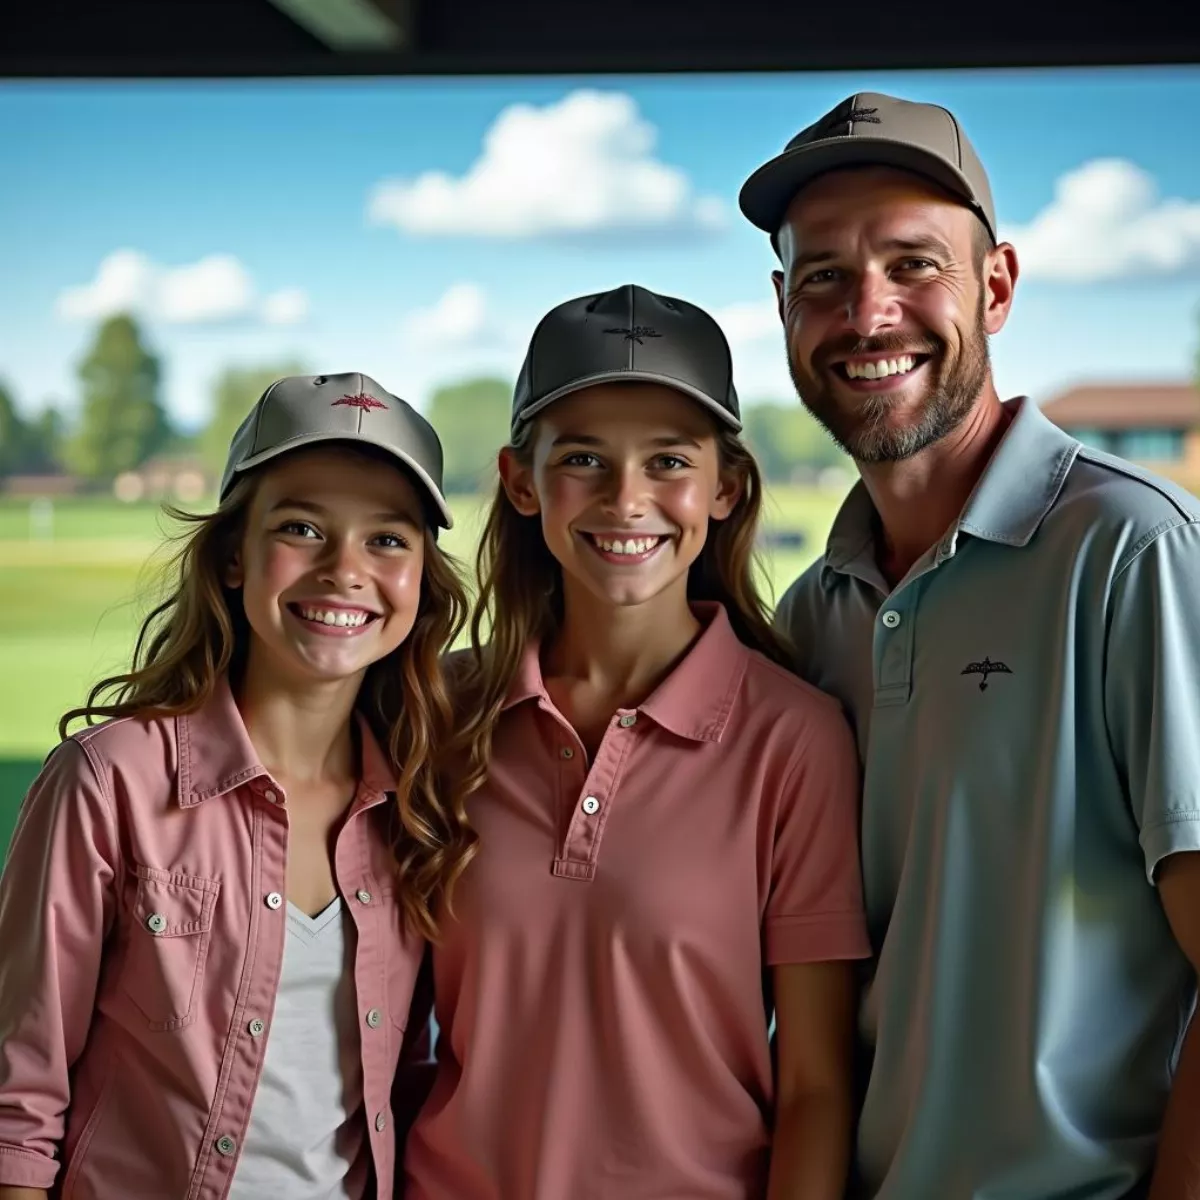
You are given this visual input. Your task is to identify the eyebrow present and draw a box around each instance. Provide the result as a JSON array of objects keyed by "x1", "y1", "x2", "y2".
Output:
[
  {"x1": 550, "y1": 433, "x2": 704, "y2": 450},
  {"x1": 788, "y1": 235, "x2": 955, "y2": 277},
  {"x1": 269, "y1": 497, "x2": 423, "y2": 528}
]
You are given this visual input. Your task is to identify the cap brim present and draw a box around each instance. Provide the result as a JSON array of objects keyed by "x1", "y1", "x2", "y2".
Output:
[
  {"x1": 739, "y1": 136, "x2": 992, "y2": 241},
  {"x1": 517, "y1": 371, "x2": 742, "y2": 434},
  {"x1": 225, "y1": 431, "x2": 454, "y2": 530}
]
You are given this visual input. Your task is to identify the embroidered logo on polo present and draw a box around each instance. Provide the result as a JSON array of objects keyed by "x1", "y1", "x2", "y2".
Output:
[
  {"x1": 604, "y1": 326, "x2": 662, "y2": 344},
  {"x1": 332, "y1": 393, "x2": 387, "y2": 412},
  {"x1": 961, "y1": 657, "x2": 1012, "y2": 692}
]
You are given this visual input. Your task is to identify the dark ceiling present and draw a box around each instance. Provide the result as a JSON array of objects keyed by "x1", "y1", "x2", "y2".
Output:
[{"x1": 4, "y1": 0, "x2": 1199, "y2": 77}]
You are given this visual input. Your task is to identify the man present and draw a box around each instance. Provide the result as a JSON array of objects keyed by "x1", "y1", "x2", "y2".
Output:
[{"x1": 738, "y1": 92, "x2": 1200, "y2": 1198}]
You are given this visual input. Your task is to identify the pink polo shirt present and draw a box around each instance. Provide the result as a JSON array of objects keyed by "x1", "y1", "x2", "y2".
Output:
[
  {"x1": 406, "y1": 603, "x2": 870, "y2": 1200},
  {"x1": 0, "y1": 679, "x2": 425, "y2": 1199}
]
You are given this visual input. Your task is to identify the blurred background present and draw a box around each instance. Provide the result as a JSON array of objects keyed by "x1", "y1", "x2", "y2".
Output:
[{"x1": 4, "y1": 1, "x2": 1200, "y2": 844}]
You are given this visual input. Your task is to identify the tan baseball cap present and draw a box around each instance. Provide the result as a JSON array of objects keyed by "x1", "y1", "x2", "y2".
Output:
[
  {"x1": 511, "y1": 283, "x2": 742, "y2": 437},
  {"x1": 739, "y1": 92, "x2": 997, "y2": 244},
  {"x1": 220, "y1": 371, "x2": 453, "y2": 529}
]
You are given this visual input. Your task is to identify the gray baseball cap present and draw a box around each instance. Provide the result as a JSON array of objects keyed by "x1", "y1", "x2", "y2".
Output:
[
  {"x1": 739, "y1": 92, "x2": 997, "y2": 244},
  {"x1": 512, "y1": 283, "x2": 742, "y2": 436},
  {"x1": 220, "y1": 371, "x2": 452, "y2": 529}
]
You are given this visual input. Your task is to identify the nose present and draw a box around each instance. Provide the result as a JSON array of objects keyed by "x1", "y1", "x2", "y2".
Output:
[
  {"x1": 601, "y1": 464, "x2": 648, "y2": 522},
  {"x1": 845, "y1": 267, "x2": 902, "y2": 338},
  {"x1": 317, "y1": 538, "x2": 365, "y2": 591}
]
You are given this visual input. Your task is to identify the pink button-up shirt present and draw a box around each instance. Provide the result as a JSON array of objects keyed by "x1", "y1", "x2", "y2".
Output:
[{"x1": 0, "y1": 679, "x2": 425, "y2": 1199}]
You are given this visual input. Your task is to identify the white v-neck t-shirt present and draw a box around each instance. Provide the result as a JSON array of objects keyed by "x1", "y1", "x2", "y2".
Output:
[{"x1": 228, "y1": 896, "x2": 369, "y2": 1199}]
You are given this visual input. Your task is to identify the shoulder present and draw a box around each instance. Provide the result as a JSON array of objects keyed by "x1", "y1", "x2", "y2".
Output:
[
  {"x1": 775, "y1": 557, "x2": 829, "y2": 629},
  {"x1": 1054, "y1": 449, "x2": 1200, "y2": 554},
  {"x1": 736, "y1": 643, "x2": 852, "y2": 742}
]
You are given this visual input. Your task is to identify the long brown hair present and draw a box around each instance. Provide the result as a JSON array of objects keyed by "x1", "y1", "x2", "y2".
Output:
[
  {"x1": 453, "y1": 415, "x2": 792, "y2": 803},
  {"x1": 60, "y1": 455, "x2": 478, "y2": 941}
]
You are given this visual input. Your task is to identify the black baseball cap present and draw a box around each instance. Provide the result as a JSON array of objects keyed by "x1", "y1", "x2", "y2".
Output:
[
  {"x1": 739, "y1": 92, "x2": 997, "y2": 244},
  {"x1": 220, "y1": 371, "x2": 453, "y2": 528},
  {"x1": 511, "y1": 284, "x2": 742, "y2": 437}
]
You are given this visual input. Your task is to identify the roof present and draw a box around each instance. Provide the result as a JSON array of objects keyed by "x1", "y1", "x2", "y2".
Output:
[{"x1": 1040, "y1": 384, "x2": 1200, "y2": 431}]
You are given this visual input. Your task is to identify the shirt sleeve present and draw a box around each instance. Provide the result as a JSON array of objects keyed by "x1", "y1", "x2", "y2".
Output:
[
  {"x1": 1105, "y1": 519, "x2": 1200, "y2": 884},
  {"x1": 0, "y1": 739, "x2": 120, "y2": 1189},
  {"x1": 764, "y1": 697, "x2": 871, "y2": 966}
]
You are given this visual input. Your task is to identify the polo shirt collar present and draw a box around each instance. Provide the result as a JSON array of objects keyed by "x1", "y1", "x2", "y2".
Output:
[
  {"x1": 821, "y1": 396, "x2": 1079, "y2": 589},
  {"x1": 503, "y1": 602, "x2": 749, "y2": 744},
  {"x1": 176, "y1": 675, "x2": 395, "y2": 806}
]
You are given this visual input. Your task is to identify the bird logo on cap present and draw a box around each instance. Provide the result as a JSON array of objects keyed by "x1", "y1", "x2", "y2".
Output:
[
  {"x1": 332, "y1": 393, "x2": 388, "y2": 412},
  {"x1": 605, "y1": 326, "x2": 662, "y2": 344}
]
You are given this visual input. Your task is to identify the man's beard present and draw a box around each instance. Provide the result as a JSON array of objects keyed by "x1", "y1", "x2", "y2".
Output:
[{"x1": 787, "y1": 300, "x2": 990, "y2": 464}]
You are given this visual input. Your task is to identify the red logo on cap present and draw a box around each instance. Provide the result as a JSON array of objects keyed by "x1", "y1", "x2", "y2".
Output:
[{"x1": 332, "y1": 393, "x2": 388, "y2": 412}]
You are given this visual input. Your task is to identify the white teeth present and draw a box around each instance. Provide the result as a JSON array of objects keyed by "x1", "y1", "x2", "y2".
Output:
[
  {"x1": 299, "y1": 607, "x2": 370, "y2": 628},
  {"x1": 594, "y1": 535, "x2": 661, "y2": 556},
  {"x1": 844, "y1": 355, "x2": 917, "y2": 380}
]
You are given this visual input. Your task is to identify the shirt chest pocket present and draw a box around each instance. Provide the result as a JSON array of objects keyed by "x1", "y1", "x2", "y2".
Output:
[{"x1": 119, "y1": 865, "x2": 220, "y2": 1031}]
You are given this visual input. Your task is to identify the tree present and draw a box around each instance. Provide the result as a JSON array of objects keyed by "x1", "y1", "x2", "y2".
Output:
[
  {"x1": 426, "y1": 377, "x2": 513, "y2": 494},
  {"x1": 0, "y1": 384, "x2": 62, "y2": 477},
  {"x1": 742, "y1": 402, "x2": 848, "y2": 482},
  {"x1": 0, "y1": 383, "x2": 26, "y2": 477},
  {"x1": 203, "y1": 361, "x2": 308, "y2": 475},
  {"x1": 66, "y1": 314, "x2": 170, "y2": 481}
]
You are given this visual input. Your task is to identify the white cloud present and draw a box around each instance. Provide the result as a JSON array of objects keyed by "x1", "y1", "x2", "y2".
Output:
[
  {"x1": 261, "y1": 287, "x2": 311, "y2": 326},
  {"x1": 711, "y1": 296, "x2": 794, "y2": 404},
  {"x1": 1003, "y1": 159, "x2": 1200, "y2": 282},
  {"x1": 57, "y1": 250, "x2": 309, "y2": 325},
  {"x1": 400, "y1": 283, "x2": 493, "y2": 349},
  {"x1": 367, "y1": 90, "x2": 725, "y2": 239}
]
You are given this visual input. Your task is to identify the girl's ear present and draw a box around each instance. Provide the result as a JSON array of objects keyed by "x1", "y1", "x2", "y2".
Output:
[
  {"x1": 711, "y1": 464, "x2": 744, "y2": 522},
  {"x1": 498, "y1": 446, "x2": 540, "y2": 517},
  {"x1": 224, "y1": 550, "x2": 244, "y2": 589}
]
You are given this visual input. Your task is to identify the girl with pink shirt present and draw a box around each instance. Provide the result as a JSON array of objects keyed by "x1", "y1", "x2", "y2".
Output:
[
  {"x1": 0, "y1": 373, "x2": 474, "y2": 1200},
  {"x1": 404, "y1": 287, "x2": 871, "y2": 1200}
]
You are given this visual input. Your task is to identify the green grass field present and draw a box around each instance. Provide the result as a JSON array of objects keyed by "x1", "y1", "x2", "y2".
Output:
[{"x1": 0, "y1": 485, "x2": 847, "y2": 818}]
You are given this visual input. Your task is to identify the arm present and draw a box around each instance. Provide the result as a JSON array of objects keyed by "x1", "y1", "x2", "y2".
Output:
[
  {"x1": 1147, "y1": 852, "x2": 1200, "y2": 1200},
  {"x1": 0, "y1": 742, "x2": 118, "y2": 1191},
  {"x1": 768, "y1": 961, "x2": 856, "y2": 1200},
  {"x1": 0, "y1": 1190, "x2": 49, "y2": 1199}
]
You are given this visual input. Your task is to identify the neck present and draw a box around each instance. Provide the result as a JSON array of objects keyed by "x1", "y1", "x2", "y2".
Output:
[
  {"x1": 858, "y1": 388, "x2": 1013, "y2": 587},
  {"x1": 235, "y1": 652, "x2": 361, "y2": 787},
  {"x1": 544, "y1": 579, "x2": 702, "y2": 708}
]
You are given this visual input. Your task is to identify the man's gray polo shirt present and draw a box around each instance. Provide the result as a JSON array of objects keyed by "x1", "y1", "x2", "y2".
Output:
[{"x1": 776, "y1": 396, "x2": 1200, "y2": 1200}]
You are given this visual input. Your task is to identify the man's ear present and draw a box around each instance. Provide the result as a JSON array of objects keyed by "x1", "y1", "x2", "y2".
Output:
[{"x1": 498, "y1": 447, "x2": 540, "y2": 517}]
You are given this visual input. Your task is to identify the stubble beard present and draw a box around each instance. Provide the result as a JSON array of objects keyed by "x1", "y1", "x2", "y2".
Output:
[{"x1": 787, "y1": 298, "x2": 991, "y2": 465}]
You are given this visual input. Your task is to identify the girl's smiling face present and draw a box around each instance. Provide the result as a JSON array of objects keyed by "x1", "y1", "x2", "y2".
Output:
[
  {"x1": 500, "y1": 383, "x2": 740, "y2": 614},
  {"x1": 228, "y1": 445, "x2": 428, "y2": 689}
]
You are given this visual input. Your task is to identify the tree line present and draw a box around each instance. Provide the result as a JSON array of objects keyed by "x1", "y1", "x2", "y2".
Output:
[{"x1": 0, "y1": 313, "x2": 849, "y2": 492}]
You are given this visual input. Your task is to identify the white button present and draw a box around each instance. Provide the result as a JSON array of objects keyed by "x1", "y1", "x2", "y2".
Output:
[
  {"x1": 375, "y1": 1111, "x2": 387, "y2": 1132},
  {"x1": 581, "y1": 796, "x2": 600, "y2": 815},
  {"x1": 560, "y1": 747, "x2": 574, "y2": 760},
  {"x1": 881, "y1": 610, "x2": 902, "y2": 629},
  {"x1": 263, "y1": 789, "x2": 278, "y2": 803},
  {"x1": 618, "y1": 714, "x2": 637, "y2": 728},
  {"x1": 248, "y1": 1018, "x2": 265, "y2": 1037},
  {"x1": 146, "y1": 912, "x2": 167, "y2": 934},
  {"x1": 215, "y1": 1135, "x2": 237, "y2": 1157},
  {"x1": 356, "y1": 889, "x2": 372, "y2": 904},
  {"x1": 366, "y1": 1008, "x2": 382, "y2": 1028},
  {"x1": 265, "y1": 892, "x2": 283, "y2": 910}
]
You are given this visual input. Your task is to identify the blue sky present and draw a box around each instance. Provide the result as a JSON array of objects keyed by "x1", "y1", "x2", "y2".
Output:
[{"x1": 3, "y1": 66, "x2": 1200, "y2": 432}]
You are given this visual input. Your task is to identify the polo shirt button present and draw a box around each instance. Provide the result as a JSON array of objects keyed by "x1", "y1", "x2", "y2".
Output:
[
  {"x1": 265, "y1": 892, "x2": 283, "y2": 910},
  {"x1": 581, "y1": 796, "x2": 600, "y2": 815},
  {"x1": 248, "y1": 1017, "x2": 266, "y2": 1037},
  {"x1": 366, "y1": 1008, "x2": 382, "y2": 1028},
  {"x1": 881, "y1": 610, "x2": 902, "y2": 629},
  {"x1": 215, "y1": 1135, "x2": 237, "y2": 1157},
  {"x1": 146, "y1": 912, "x2": 167, "y2": 934},
  {"x1": 560, "y1": 747, "x2": 574, "y2": 759},
  {"x1": 356, "y1": 888, "x2": 372, "y2": 904},
  {"x1": 618, "y1": 714, "x2": 637, "y2": 728},
  {"x1": 264, "y1": 788, "x2": 278, "y2": 803},
  {"x1": 375, "y1": 1111, "x2": 387, "y2": 1132}
]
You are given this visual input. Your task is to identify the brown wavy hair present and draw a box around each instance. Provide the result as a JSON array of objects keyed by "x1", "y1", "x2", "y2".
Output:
[
  {"x1": 59, "y1": 454, "x2": 478, "y2": 941},
  {"x1": 452, "y1": 414, "x2": 793, "y2": 804}
]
